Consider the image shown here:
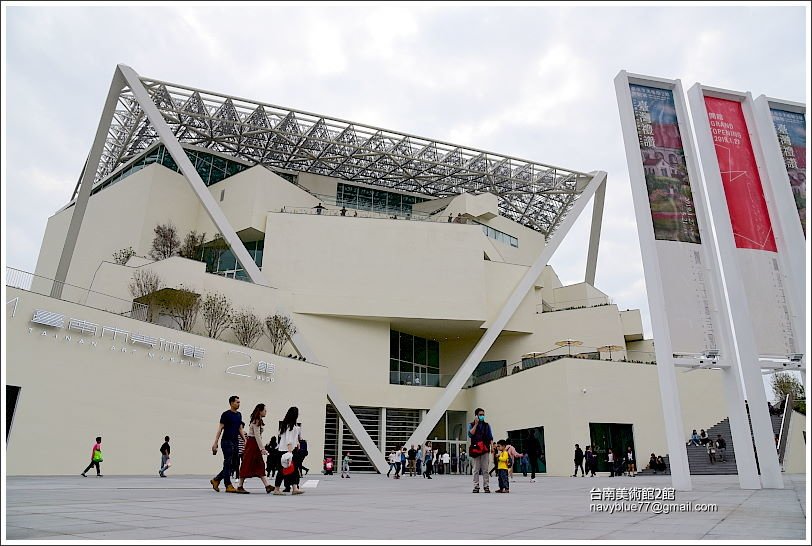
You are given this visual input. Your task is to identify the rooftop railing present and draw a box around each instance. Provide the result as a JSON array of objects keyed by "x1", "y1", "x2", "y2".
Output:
[
  {"x1": 272, "y1": 204, "x2": 463, "y2": 224},
  {"x1": 389, "y1": 346, "x2": 657, "y2": 390},
  {"x1": 6, "y1": 267, "x2": 149, "y2": 322}
]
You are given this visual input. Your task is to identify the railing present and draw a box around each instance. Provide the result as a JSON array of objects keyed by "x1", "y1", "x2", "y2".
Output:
[
  {"x1": 273, "y1": 205, "x2": 463, "y2": 224},
  {"x1": 536, "y1": 297, "x2": 614, "y2": 314},
  {"x1": 389, "y1": 347, "x2": 657, "y2": 390},
  {"x1": 777, "y1": 393, "x2": 793, "y2": 465},
  {"x1": 6, "y1": 267, "x2": 149, "y2": 322}
]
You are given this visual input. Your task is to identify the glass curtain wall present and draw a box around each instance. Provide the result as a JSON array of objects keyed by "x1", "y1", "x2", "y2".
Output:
[
  {"x1": 201, "y1": 239, "x2": 264, "y2": 281},
  {"x1": 390, "y1": 330, "x2": 440, "y2": 386},
  {"x1": 90, "y1": 144, "x2": 251, "y2": 197},
  {"x1": 337, "y1": 183, "x2": 427, "y2": 217}
]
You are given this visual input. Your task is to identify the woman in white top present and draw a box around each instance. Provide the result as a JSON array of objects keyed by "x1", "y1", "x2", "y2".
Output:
[{"x1": 272, "y1": 406, "x2": 304, "y2": 495}]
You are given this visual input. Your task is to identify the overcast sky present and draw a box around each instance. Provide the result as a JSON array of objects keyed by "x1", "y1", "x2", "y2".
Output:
[{"x1": 2, "y1": 3, "x2": 808, "y2": 355}]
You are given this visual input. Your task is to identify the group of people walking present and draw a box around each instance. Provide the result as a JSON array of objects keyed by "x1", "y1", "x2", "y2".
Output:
[
  {"x1": 573, "y1": 444, "x2": 637, "y2": 477},
  {"x1": 210, "y1": 395, "x2": 306, "y2": 495}
]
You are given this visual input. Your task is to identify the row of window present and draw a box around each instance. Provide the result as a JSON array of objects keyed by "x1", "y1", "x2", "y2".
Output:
[
  {"x1": 475, "y1": 221, "x2": 519, "y2": 248},
  {"x1": 390, "y1": 330, "x2": 440, "y2": 386},
  {"x1": 201, "y1": 239, "x2": 264, "y2": 281},
  {"x1": 337, "y1": 183, "x2": 428, "y2": 217},
  {"x1": 90, "y1": 145, "x2": 250, "y2": 197}
]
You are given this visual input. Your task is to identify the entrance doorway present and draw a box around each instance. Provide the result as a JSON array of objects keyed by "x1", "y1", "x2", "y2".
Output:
[
  {"x1": 414, "y1": 364, "x2": 428, "y2": 387},
  {"x1": 6, "y1": 385, "x2": 21, "y2": 443},
  {"x1": 506, "y1": 426, "x2": 546, "y2": 473},
  {"x1": 589, "y1": 422, "x2": 635, "y2": 473},
  {"x1": 449, "y1": 441, "x2": 468, "y2": 474}
]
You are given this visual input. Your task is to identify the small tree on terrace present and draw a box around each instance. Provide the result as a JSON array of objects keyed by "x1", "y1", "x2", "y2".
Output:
[
  {"x1": 112, "y1": 246, "x2": 136, "y2": 265},
  {"x1": 150, "y1": 222, "x2": 181, "y2": 260},
  {"x1": 202, "y1": 291, "x2": 233, "y2": 339},
  {"x1": 156, "y1": 286, "x2": 200, "y2": 333},
  {"x1": 231, "y1": 308, "x2": 264, "y2": 348},
  {"x1": 179, "y1": 230, "x2": 207, "y2": 260},
  {"x1": 128, "y1": 269, "x2": 164, "y2": 299},
  {"x1": 265, "y1": 313, "x2": 297, "y2": 355},
  {"x1": 128, "y1": 269, "x2": 165, "y2": 322}
]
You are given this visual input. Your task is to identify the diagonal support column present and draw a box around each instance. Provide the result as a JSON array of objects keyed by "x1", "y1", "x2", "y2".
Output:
[
  {"x1": 405, "y1": 171, "x2": 607, "y2": 450},
  {"x1": 284, "y1": 316, "x2": 388, "y2": 473},
  {"x1": 125, "y1": 63, "x2": 386, "y2": 473},
  {"x1": 52, "y1": 68, "x2": 126, "y2": 298},
  {"x1": 117, "y1": 64, "x2": 268, "y2": 286},
  {"x1": 585, "y1": 177, "x2": 606, "y2": 285}
]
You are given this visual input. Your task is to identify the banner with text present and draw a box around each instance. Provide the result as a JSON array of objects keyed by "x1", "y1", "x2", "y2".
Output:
[
  {"x1": 624, "y1": 82, "x2": 717, "y2": 354},
  {"x1": 769, "y1": 108, "x2": 807, "y2": 235},
  {"x1": 701, "y1": 96, "x2": 796, "y2": 355}
]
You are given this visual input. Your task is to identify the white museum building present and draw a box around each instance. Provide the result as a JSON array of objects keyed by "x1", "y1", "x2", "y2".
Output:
[{"x1": 5, "y1": 65, "x2": 805, "y2": 479}]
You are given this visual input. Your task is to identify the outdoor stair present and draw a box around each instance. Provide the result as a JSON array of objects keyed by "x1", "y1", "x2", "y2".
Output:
[{"x1": 637, "y1": 413, "x2": 784, "y2": 476}]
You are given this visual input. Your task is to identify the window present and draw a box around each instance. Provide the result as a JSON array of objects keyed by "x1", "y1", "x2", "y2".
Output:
[
  {"x1": 475, "y1": 221, "x2": 518, "y2": 248},
  {"x1": 202, "y1": 239, "x2": 264, "y2": 282},
  {"x1": 336, "y1": 183, "x2": 427, "y2": 216},
  {"x1": 390, "y1": 329, "x2": 440, "y2": 386},
  {"x1": 88, "y1": 144, "x2": 250, "y2": 199}
]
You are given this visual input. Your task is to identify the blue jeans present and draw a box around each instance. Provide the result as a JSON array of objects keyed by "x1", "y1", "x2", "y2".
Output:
[
  {"x1": 160, "y1": 454, "x2": 170, "y2": 474},
  {"x1": 214, "y1": 440, "x2": 235, "y2": 486},
  {"x1": 498, "y1": 469, "x2": 509, "y2": 491}
]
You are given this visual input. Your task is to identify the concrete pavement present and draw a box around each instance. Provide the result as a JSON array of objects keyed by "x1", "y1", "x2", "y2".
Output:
[{"x1": 4, "y1": 472, "x2": 807, "y2": 541}]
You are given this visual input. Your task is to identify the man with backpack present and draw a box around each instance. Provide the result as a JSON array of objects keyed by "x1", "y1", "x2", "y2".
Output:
[{"x1": 468, "y1": 407, "x2": 493, "y2": 493}]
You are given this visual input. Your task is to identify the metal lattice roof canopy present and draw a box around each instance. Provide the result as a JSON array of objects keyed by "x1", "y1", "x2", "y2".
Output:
[{"x1": 94, "y1": 76, "x2": 592, "y2": 237}]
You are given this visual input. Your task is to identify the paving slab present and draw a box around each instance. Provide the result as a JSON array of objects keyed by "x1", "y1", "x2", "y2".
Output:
[{"x1": 3, "y1": 473, "x2": 807, "y2": 541}]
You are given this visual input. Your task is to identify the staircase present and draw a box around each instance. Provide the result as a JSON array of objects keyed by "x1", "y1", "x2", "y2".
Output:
[{"x1": 638, "y1": 413, "x2": 784, "y2": 476}]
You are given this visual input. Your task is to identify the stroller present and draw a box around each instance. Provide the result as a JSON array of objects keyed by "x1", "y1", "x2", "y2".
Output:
[{"x1": 323, "y1": 457, "x2": 334, "y2": 475}]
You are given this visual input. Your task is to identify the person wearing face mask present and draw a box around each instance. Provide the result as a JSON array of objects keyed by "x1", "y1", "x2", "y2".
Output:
[{"x1": 468, "y1": 407, "x2": 493, "y2": 493}]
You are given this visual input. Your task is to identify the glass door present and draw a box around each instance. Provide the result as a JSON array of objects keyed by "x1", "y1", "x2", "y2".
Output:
[{"x1": 414, "y1": 364, "x2": 428, "y2": 387}]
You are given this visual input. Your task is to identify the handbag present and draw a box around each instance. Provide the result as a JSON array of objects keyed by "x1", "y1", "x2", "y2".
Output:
[
  {"x1": 92, "y1": 450, "x2": 104, "y2": 463},
  {"x1": 469, "y1": 440, "x2": 488, "y2": 457},
  {"x1": 282, "y1": 462, "x2": 296, "y2": 476},
  {"x1": 165, "y1": 458, "x2": 172, "y2": 468}
]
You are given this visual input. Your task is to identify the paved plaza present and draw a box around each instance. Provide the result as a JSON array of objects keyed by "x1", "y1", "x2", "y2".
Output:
[{"x1": 4, "y1": 473, "x2": 808, "y2": 541}]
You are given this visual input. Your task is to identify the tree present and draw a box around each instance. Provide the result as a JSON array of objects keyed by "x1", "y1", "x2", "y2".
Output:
[
  {"x1": 771, "y1": 372, "x2": 806, "y2": 414},
  {"x1": 154, "y1": 286, "x2": 200, "y2": 332},
  {"x1": 231, "y1": 308, "x2": 264, "y2": 348},
  {"x1": 265, "y1": 313, "x2": 297, "y2": 355},
  {"x1": 150, "y1": 222, "x2": 181, "y2": 260},
  {"x1": 128, "y1": 269, "x2": 165, "y2": 323},
  {"x1": 128, "y1": 269, "x2": 164, "y2": 299},
  {"x1": 202, "y1": 291, "x2": 233, "y2": 339},
  {"x1": 179, "y1": 230, "x2": 207, "y2": 260},
  {"x1": 112, "y1": 246, "x2": 136, "y2": 265}
]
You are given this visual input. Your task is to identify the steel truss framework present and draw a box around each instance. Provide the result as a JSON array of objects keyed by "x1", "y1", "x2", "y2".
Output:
[
  {"x1": 86, "y1": 76, "x2": 591, "y2": 238},
  {"x1": 56, "y1": 66, "x2": 607, "y2": 474}
]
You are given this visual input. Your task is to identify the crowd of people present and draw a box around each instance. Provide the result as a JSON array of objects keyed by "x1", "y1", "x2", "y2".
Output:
[{"x1": 79, "y1": 402, "x2": 684, "y2": 489}]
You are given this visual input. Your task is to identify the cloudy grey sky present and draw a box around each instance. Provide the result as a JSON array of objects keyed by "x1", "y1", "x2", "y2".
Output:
[{"x1": 2, "y1": 3, "x2": 808, "y2": 346}]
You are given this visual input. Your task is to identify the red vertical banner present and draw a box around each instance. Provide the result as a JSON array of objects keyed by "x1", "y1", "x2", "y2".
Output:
[{"x1": 704, "y1": 97, "x2": 777, "y2": 251}]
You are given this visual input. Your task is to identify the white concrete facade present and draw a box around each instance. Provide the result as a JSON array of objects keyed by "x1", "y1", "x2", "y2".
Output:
[{"x1": 11, "y1": 157, "x2": 805, "y2": 478}]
